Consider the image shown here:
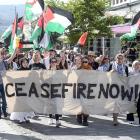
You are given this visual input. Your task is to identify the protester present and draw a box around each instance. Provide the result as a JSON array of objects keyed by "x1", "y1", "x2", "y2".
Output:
[
  {"x1": 71, "y1": 55, "x2": 82, "y2": 70},
  {"x1": 43, "y1": 50, "x2": 50, "y2": 70},
  {"x1": 10, "y1": 58, "x2": 35, "y2": 123},
  {"x1": 9, "y1": 57, "x2": 19, "y2": 70},
  {"x1": 48, "y1": 57, "x2": 62, "y2": 127},
  {"x1": 0, "y1": 48, "x2": 18, "y2": 118},
  {"x1": 55, "y1": 54, "x2": 61, "y2": 69},
  {"x1": 29, "y1": 51, "x2": 46, "y2": 70},
  {"x1": 129, "y1": 60, "x2": 140, "y2": 124},
  {"x1": 71, "y1": 55, "x2": 84, "y2": 125},
  {"x1": 98, "y1": 56, "x2": 110, "y2": 72},
  {"x1": 59, "y1": 51, "x2": 68, "y2": 69},
  {"x1": 127, "y1": 48, "x2": 137, "y2": 63},
  {"x1": 27, "y1": 49, "x2": 33, "y2": 61},
  {"x1": 49, "y1": 49, "x2": 57, "y2": 59},
  {"x1": 19, "y1": 58, "x2": 29, "y2": 70},
  {"x1": 130, "y1": 60, "x2": 140, "y2": 75},
  {"x1": 68, "y1": 51, "x2": 75, "y2": 68},
  {"x1": 109, "y1": 53, "x2": 129, "y2": 126},
  {"x1": 88, "y1": 51, "x2": 99, "y2": 70},
  {"x1": 76, "y1": 56, "x2": 92, "y2": 126},
  {"x1": 29, "y1": 50, "x2": 44, "y2": 66}
]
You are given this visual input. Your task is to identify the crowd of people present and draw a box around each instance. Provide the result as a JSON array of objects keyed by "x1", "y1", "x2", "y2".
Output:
[{"x1": 0, "y1": 45, "x2": 140, "y2": 127}]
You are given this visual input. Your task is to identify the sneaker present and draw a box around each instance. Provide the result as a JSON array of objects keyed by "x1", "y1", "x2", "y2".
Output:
[
  {"x1": 3, "y1": 112, "x2": 8, "y2": 118},
  {"x1": 129, "y1": 121, "x2": 134, "y2": 124},
  {"x1": 25, "y1": 120, "x2": 30, "y2": 123},
  {"x1": 48, "y1": 118, "x2": 53, "y2": 125},
  {"x1": 56, "y1": 120, "x2": 61, "y2": 128},
  {"x1": 17, "y1": 121, "x2": 26, "y2": 124},
  {"x1": 113, "y1": 121, "x2": 119, "y2": 126},
  {"x1": 77, "y1": 118, "x2": 82, "y2": 124},
  {"x1": 77, "y1": 115, "x2": 82, "y2": 124}
]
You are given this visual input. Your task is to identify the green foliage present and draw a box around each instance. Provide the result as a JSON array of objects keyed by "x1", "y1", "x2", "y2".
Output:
[
  {"x1": 44, "y1": 0, "x2": 125, "y2": 45},
  {"x1": 45, "y1": 0, "x2": 65, "y2": 7}
]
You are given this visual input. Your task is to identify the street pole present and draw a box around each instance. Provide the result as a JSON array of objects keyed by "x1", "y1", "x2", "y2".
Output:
[{"x1": 102, "y1": 37, "x2": 105, "y2": 56}]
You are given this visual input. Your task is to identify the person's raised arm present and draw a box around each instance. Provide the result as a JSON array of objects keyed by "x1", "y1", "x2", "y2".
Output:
[{"x1": 6, "y1": 48, "x2": 19, "y2": 64}]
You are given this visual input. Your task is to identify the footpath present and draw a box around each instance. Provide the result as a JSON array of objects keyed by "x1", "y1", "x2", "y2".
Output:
[{"x1": 0, "y1": 115, "x2": 140, "y2": 140}]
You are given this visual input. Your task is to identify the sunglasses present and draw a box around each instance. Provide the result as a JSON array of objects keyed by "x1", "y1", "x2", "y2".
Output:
[
  {"x1": 83, "y1": 61, "x2": 88, "y2": 63},
  {"x1": 51, "y1": 61, "x2": 57, "y2": 63}
]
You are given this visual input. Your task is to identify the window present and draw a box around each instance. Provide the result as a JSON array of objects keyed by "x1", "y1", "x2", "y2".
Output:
[
  {"x1": 113, "y1": 0, "x2": 115, "y2": 5},
  {"x1": 116, "y1": 0, "x2": 119, "y2": 4}
]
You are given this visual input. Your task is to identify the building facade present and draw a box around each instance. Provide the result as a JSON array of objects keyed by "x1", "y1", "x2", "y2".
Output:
[{"x1": 109, "y1": 0, "x2": 140, "y2": 18}]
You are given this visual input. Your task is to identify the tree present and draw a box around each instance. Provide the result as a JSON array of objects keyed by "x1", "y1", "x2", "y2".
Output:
[
  {"x1": 45, "y1": 0, "x2": 65, "y2": 8},
  {"x1": 44, "y1": 0, "x2": 125, "y2": 44}
]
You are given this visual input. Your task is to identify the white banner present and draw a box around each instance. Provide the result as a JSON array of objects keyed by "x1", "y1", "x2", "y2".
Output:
[{"x1": 2, "y1": 70, "x2": 139, "y2": 115}]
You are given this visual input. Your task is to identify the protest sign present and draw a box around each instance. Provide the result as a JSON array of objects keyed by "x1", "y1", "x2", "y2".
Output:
[{"x1": 3, "y1": 70, "x2": 139, "y2": 114}]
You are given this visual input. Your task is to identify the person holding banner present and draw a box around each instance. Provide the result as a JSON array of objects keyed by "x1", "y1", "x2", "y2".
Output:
[
  {"x1": 109, "y1": 53, "x2": 129, "y2": 126},
  {"x1": 130, "y1": 60, "x2": 140, "y2": 125},
  {"x1": 48, "y1": 57, "x2": 62, "y2": 127},
  {"x1": 59, "y1": 51, "x2": 68, "y2": 69},
  {"x1": 71, "y1": 55, "x2": 82, "y2": 70},
  {"x1": 75, "y1": 56, "x2": 92, "y2": 126},
  {"x1": 98, "y1": 56, "x2": 110, "y2": 72},
  {"x1": 10, "y1": 58, "x2": 35, "y2": 123},
  {"x1": 29, "y1": 49, "x2": 44, "y2": 66},
  {"x1": 0, "y1": 48, "x2": 18, "y2": 119},
  {"x1": 29, "y1": 50, "x2": 46, "y2": 70},
  {"x1": 130, "y1": 60, "x2": 140, "y2": 75}
]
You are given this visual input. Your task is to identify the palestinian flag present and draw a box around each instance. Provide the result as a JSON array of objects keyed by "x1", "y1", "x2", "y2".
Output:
[
  {"x1": 1, "y1": 17, "x2": 24, "y2": 49},
  {"x1": 31, "y1": 6, "x2": 74, "y2": 49},
  {"x1": 120, "y1": 19, "x2": 140, "y2": 41},
  {"x1": 78, "y1": 32, "x2": 88, "y2": 46},
  {"x1": 17, "y1": 17, "x2": 24, "y2": 34},
  {"x1": 39, "y1": 32, "x2": 52, "y2": 50},
  {"x1": 0, "y1": 25, "x2": 12, "y2": 41},
  {"x1": 43, "y1": 6, "x2": 74, "y2": 34},
  {"x1": 132, "y1": 11, "x2": 140, "y2": 25},
  {"x1": 31, "y1": 15, "x2": 52, "y2": 49},
  {"x1": 31, "y1": 15, "x2": 43, "y2": 41},
  {"x1": 9, "y1": 15, "x2": 24, "y2": 54},
  {"x1": 25, "y1": 0, "x2": 44, "y2": 21}
]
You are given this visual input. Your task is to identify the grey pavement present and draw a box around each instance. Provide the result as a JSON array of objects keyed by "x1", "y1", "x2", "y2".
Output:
[{"x1": 0, "y1": 114, "x2": 140, "y2": 140}]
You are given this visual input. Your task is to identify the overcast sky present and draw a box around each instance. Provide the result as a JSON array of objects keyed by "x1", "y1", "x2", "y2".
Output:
[{"x1": 0, "y1": 0, "x2": 68, "y2": 5}]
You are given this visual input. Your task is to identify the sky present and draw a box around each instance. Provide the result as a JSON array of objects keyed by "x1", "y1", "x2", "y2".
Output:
[
  {"x1": 0, "y1": 0, "x2": 68, "y2": 5},
  {"x1": 0, "y1": 0, "x2": 25, "y2": 5}
]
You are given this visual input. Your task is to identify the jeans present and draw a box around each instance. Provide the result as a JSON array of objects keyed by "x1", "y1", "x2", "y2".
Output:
[{"x1": 0, "y1": 84, "x2": 7, "y2": 114}]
